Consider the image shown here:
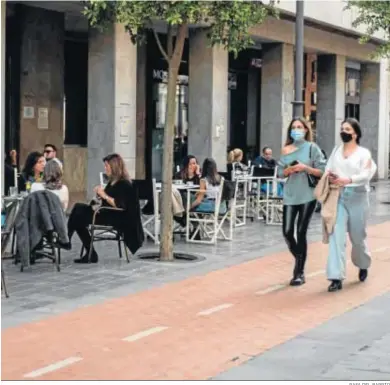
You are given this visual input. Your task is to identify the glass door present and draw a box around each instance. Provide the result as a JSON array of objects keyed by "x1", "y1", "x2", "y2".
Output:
[{"x1": 151, "y1": 80, "x2": 189, "y2": 181}]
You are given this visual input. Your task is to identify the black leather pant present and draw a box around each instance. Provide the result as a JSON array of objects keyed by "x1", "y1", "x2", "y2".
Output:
[{"x1": 282, "y1": 200, "x2": 317, "y2": 274}]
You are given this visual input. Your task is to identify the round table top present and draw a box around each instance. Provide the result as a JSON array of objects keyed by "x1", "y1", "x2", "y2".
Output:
[{"x1": 156, "y1": 183, "x2": 199, "y2": 190}]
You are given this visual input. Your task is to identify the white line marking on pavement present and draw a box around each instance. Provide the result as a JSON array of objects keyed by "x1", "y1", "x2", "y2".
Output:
[
  {"x1": 255, "y1": 284, "x2": 286, "y2": 295},
  {"x1": 24, "y1": 356, "x2": 83, "y2": 378},
  {"x1": 306, "y1": 269, "x2": 325, "y2": 278},
  {"x1": 197, "y1": 303, "x2": 234, "y2": 316},
  {"x1": 122, "y1": 326, "x2": 169, "y2": 342},
  {"x1": 373, "y1": 246, "x2": 390, "y2": 252}
]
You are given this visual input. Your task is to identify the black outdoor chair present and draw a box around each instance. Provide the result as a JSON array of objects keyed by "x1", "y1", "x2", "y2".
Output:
[
  {"x1": 1, "y1": 229, "x2": 11, "y2": 297},
  {"x1": 133, "y1": 179, "x2": 160, "y2": 244},
  {"x1": 20, "y1": 231, "x2": 63, "y2": 272},
  {"x1": 218, "y1": 171, "x2": 231, "y2": 181},
  {"x1": 80, "y1": 206, "x2": 130, "y2": 263},
  {"x1": 1, "y1": 198, "x2": 20, "y2": 297},
  {"x1": 133, "y1": 179, "x2": 156, "y2": 215}
]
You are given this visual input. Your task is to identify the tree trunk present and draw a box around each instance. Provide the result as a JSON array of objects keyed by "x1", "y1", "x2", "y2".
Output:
[
  {"x1": 159, "y1": 24, "x2": 187, "y2": 261},
  {"x1": 159, "y1": 66, "x2": 179, "y2": 261}
]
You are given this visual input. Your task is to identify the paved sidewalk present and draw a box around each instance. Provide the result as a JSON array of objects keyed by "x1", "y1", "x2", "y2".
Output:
[
  {"x1": 2, "y1": 220, "x2": 390, "y2": 380},
  {"x1": 214, "y1": 292, "x2": 390, "y2": 381},
  {"x1": 2, "y1": 182, "x2": 390, "y2": 330}
]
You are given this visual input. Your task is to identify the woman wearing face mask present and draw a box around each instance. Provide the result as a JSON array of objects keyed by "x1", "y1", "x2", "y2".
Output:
[
  {"x1": 325, "y1": 118, "x2": 376, "y2": 292},
  {"x1": 278, "y1": 118, "x2": 326, "y2": 286}
]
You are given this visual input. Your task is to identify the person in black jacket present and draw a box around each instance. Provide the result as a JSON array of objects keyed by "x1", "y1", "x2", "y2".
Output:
[
  {"x1": 68, "y1": 153, "x2": 144, "y2": 263},
  {"x1": 254, "y1": 146, "x2": 277, "y2": 169}
]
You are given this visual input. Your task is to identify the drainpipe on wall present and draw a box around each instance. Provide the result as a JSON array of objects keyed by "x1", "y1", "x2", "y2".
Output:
[{"x1": 292, "y1": 0, "x2": 305, "y2": 118}]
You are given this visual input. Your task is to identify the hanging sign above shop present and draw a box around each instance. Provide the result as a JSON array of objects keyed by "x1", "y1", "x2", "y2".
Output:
[
  {"x1": 250, "y1": 58, "x2": 262, "y2": 68},
  {"x1": 153, "y1": 69, "x2": 188, "y2": 85}
]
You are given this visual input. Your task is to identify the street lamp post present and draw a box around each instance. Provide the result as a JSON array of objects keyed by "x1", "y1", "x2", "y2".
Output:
[{"x1": 292, "y1": 0, "x2": 305, "y2": 118}]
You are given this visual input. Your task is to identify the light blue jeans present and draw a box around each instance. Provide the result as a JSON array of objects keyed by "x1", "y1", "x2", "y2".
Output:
[
  {"x1": 193, "y1": 198, "x2": 227, "y2": 214},
  {"x1": 327, "y1": 186, "x2": 371, "y2": 280}
]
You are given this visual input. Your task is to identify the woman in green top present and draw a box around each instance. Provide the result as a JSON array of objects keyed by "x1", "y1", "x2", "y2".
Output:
[{"x1": 278, "y1": 118, "x2": 326, "y2": 286}]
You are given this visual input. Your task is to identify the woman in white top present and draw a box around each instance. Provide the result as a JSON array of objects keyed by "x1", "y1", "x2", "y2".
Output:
[
  {"x1": 325, "y1": 118, "x2": 376, "y2": 292},
  {"x1": 31, "y1": 160, "x2": 69, "y2": 211},
  {"x1": 190, "y1": 157, "x2": 226, "y2": 213}
]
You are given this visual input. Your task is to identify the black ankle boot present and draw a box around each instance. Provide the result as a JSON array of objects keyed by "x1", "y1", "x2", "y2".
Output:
[
  {"x1": 328, "y1": 280, "x2": 342, "y2": 292},
  {"x1": 290, "y1": 273, "x2": 305, "y2": 286},
  {"x1": 359, "y1": 269, "x2": 368, "y2": 282},
  {"x1": 74, "y1": 250, "x2": 98, "y2": 264},
  {"x1": 290, "y1": 256, "x2": 306, "y2": 286}
]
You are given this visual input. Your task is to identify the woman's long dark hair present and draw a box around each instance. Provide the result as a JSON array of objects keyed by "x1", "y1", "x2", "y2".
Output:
[
  {"x1": 181, "y1": 155, "x2": 198, "y2": 180},
  {"x1": 201, "y1": 157, "x2": 221, "y2": 186},
  {"x1": 103, "y1": 153, "x2": 129, "y2": 183},
  {"x1": 285, "y1": 117, "x2": 313, "y2": 146},
  {"x1": 22, "y1": 151, "x2": 44, "y2": 178},
  {"x1": 342, "y1": 117, "x2": 362, "y2": 144}
]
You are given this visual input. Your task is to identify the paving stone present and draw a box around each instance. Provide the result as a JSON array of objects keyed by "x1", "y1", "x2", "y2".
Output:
[
  {"x1": 2, "y1": 181, "x2": 390, "y2": 331},
  {"x1": 214, "y1": 292, "x2": 390, "y2": 381},
  {"x1": 2, "y1": 219, "x2": 390, "y2": 380}
]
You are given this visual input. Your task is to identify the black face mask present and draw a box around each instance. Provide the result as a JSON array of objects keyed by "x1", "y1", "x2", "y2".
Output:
[{"x1": 340, "y1": 132, "x2": 353, "y2": 143}]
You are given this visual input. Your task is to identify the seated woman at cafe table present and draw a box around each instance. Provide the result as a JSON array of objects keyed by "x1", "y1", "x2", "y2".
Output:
[
  {"x1": 19, "y1": 151, "x2": 46, "y2": 192},
  {"x1": 67, "y1": 153, "x2": 144, "y2": 264},
  {"x1": 190, "y1": 157, "x2": 227, "y2": 214},
  {"x1": 180, "y1": 155, "x2": 201, "y2": 185},
  {"x1": 30, "y1": 160, "x2": 69, "y2": 211},
  {"x1": 227, "y1": 148, "x2": 248, "y2": 177}
]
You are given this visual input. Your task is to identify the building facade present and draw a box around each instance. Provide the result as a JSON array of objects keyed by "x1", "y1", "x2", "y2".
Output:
[{"x1": 1, "y1": 1, "x2": 389, "y2": 198}]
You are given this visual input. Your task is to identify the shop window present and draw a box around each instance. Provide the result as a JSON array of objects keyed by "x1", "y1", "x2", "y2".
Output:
[
  {"x1": 345, "y1": 68, "x2": 361, "y2": 98},
  {"x1": 64, "y1": 36, "x2": 88, "y2": 146}
]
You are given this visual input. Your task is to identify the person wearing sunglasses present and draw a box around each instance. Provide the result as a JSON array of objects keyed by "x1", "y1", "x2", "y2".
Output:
[{"x1": 43, "y1": 144, "x2": 62, "y2": 169}]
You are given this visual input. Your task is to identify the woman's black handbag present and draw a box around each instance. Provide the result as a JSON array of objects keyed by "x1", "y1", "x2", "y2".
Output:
[{"x1": 307, "y1": 144, "x2": 321, "y2": 188}]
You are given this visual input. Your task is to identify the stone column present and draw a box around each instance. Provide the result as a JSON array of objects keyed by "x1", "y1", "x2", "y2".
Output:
[
  {"x1": 360, "y1": 62, "x2": 381, "y2": 172},
  {"x1": 188, "y1": 29, "x2": 228, "y2": 171},
  {"x1": 260, "y1": 44, "x2": 294, "y2": 158},
  {"x1": 316, "y1": 54, "x2": 346, "y2": 157},
  {"x1": 87, "y1": 24, "x2": 137, "y2": 196},
  {"x1": 19, "y1": 5, "x2": 64, "y2": 165},
  {"x1": 1, "y1": 2, "x2": 5, "y2": 194}
]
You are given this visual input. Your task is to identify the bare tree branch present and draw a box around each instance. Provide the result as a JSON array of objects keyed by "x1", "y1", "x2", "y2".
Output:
[
  {"x1": 171, "y1": 23, "x2": 187, "y2": 69},
  {"x1": 152, "y1": 25, "x2": 169, "y2": 62},
  {"x1": 167, "y1": 24, "x2": 173, "y2": 59}
]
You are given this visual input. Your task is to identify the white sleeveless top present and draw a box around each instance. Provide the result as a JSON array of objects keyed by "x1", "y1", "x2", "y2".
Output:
[{"x1": 202, "y1": 177, "x2": 223, "y2": 199}]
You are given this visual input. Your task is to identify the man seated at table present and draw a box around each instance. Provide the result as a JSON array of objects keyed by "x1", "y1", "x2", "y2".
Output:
[
  {"x1": 254, "y1": 146, "x2": 277, "y2": 169},
  {"x1": 254, "y1": 146, "x2": 283, "y2": 198}
]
